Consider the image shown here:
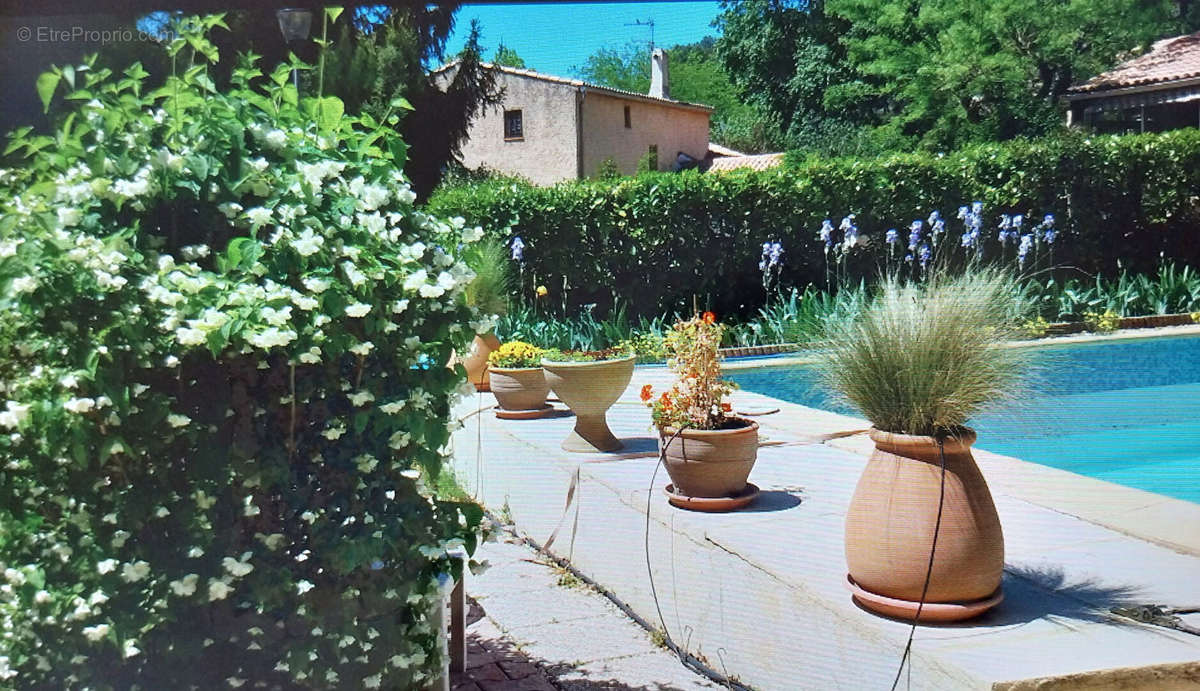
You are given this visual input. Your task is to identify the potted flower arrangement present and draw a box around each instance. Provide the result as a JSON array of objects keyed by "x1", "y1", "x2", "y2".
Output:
[
  {"x1": 818, "y1": 269, "x2": 1025, "y2": 621},
  {"x1": 459, "y1": 238, "x2": 512, "y2": 391},
  {"x1": 541, "y1": 347, "x2": 636, "y2": 452},
  {"x1": 487, "y1": 341, "x2": 552, "y2": 419},
  {"x1": 642, "y1": 312, "x2": 760, "y2": 510}
]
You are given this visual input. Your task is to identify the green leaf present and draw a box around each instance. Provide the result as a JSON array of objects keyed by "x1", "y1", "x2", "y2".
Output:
[
  {"x1": 389, "y1": 96, "x2": 413, "y2": 111},
  {"x1": 302, "y1": 96, "x2": 344, "y2": 133},
  {"x1": 325, "y1": 6, "x2": 344, "y2": 23},
  {"x1": 36, "y1": 72, "x2": 61, "y2": 113},
  {"x1": 206, "y1": 329, "x2": 228, "y2": 357},
  {"x1": 62, "y1": 65, "x2": 75, "y2": 89}
]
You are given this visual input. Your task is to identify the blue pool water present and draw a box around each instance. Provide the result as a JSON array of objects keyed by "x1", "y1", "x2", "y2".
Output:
[{"x1": 728, "y1": 335, "x2": 1200, "y2": 504}]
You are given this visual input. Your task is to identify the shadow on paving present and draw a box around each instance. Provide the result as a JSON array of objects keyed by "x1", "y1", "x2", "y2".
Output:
[
  {"x1": 888, "y1": 563, "x2": 1148, "y2": 630},
  {"x1": 451, "y1": 598, "x2": 704, "y2": 691}
]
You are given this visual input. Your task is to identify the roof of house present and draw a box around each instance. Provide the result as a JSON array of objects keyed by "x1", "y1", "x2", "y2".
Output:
[
  {"x1": 431, "y1": 62, "x2": 714, "y2": 113},
  {"x1": 706, "y1": 153, "x2": 785, "y2": 173},
  {"x1": 1068, "y1": 31, "x2": 1200, "y2": 96},
  {"x1": 708, "y1": 143, "x2": 747, "y2": 157}
]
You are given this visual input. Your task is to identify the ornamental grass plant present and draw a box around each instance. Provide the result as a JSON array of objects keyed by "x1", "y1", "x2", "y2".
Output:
[{"x1": 816, "y1": 268, "x2": 1028, "y2": 437}]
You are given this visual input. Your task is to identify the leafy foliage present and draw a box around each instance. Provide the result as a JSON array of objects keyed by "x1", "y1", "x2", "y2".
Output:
[
  {"x1": 492, "y1": 42, "x2": 527, "y2": 69},
  {"x1": 716, "y1": 0, "x2": 870, "y2": 155},
  {"x1": 0, "y1": 18, "x2": 492, "y2": 688},
  {"x1": 827, "y1": 0, "x2": 1196, "y2": 150},
  {"x1": 462, "y1": 236, "x2": 512, "y2": 318},
  {"x1": 1024, "y1": 263, "x2": 1200, "y2": 320},
  {"x1": 817, "y1": 269, "x2": 1028, "y2": 435},
  {"x1": 324, "y1": 13, "x2": 503, "y2": 201},
  {"x1": 428, "y1": 129, "x2": 1200, "y2": 320},
  {"x1": 716, "y1": 0, "x2": 1199, "y2": 154}
]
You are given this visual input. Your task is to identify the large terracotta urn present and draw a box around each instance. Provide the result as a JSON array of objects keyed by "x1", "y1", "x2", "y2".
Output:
[
  {"x1": 660, "y1": 420, "x2": 759, "y2": 497},
  {"x1": 541, "y1": 355, "x2": 635, "y2": 452},
  {"x1": 844, "y1": 428, "x2": 1004, "y2": 621},
  {"x1": 489, "y1": 367, "x2": 550, "y2": 413},
  {"x1": 459, "y1": 334, "x2": 501, "y2": 392}
]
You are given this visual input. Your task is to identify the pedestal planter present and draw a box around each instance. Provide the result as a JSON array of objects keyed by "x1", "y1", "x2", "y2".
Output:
[
  {"x1": 844, "y1": 428, "x2": 1004, "y2": 621},
  {"x1": 660, "y1": 419, "x2": 760, "y2": 499},
  {"x1": 489, "y1": 367, "x2": 551, "y2": 419},
  {"x1": 541, "y1": 355, "x2": 635, "y2": 452},
  {"x1": 460, "y1": 334, "x2": 501, "y2": 392}
]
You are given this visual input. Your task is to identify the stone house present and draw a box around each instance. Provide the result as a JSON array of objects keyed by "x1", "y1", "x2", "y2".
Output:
[
  {"x1": 1065, "y1": 31, "x2": 1200, "y2": 133},
  {"x1": 434, "y1": 50, "x2": 713, "y2": 185}
]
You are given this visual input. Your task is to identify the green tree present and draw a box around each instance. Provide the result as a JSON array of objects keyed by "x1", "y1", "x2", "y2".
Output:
[
  {"x1": 828, "y1": 0, "x2": 1194, "y2": 150},
  {"x1": 321, "y1": 11, "x2": 503, "y2": 200},
  {"x1": 493, "y1": 41, "x2": 527, "y2": 68},
  {"x1": 716, "y1": 0, "x2": 868, "y2": 155},
  {"x1": 573, "y1": 43, "x2": 651, "y2": 93}
]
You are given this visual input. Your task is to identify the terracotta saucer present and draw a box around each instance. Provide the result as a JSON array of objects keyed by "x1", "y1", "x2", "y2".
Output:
[
  {"x1": 844, "y1": 575, "x2": 1003, "y2": 622},
  {"x1": 494, "y1": 404, "x2": 554, "y2": 420},
  {"x1": 664, "y1": 483, "x2": 760, "y2": 512}
]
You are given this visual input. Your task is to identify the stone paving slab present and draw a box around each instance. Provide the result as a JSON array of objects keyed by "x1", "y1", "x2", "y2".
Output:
[
  {"x1": 450, "y1": 372, "x2": 1200, "y2": 690},
  {"x1": 453, "y1": 533, "x2": 719, "y2": 690}
]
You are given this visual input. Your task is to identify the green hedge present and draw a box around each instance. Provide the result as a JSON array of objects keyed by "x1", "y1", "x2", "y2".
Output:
[{"x1": 427, "y1": 130, "x2": 1200, "y2": 318}]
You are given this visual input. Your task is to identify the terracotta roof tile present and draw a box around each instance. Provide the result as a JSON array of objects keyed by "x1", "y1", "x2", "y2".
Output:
[
  {"x1": 706, "y1": 153, "x2": 784, "y2": 172},
  {"x1": 1070, "y1": 31, "x2": 1200, "y2": 94}
]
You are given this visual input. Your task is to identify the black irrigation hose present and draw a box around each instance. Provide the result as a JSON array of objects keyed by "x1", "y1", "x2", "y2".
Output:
[{"x1": 889, "y1": 436, "x2": 949, "y2": 691}]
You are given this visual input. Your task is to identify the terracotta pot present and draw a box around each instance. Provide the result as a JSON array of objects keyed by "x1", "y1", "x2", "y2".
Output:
[
  {"x1": 845, "y1": 428, "x2": 1004, "y2": 618},
  {"x1": 660, "y1": 419, "x2": 759, "y2": 498},
  {"x1": 541, "y1": 355, "x2": 635, "y2": 452},
  {"x1": 459, "y1": 333, "x2": 501, "y2": 392},
  {"x1": 488, "y1": 367, "x2": 550, "y2": 412}
]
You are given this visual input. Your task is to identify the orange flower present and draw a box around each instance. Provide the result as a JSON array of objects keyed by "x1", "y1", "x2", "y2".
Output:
[
  {"x1": 720, "y1": 402, "x2": 732, "y2": 413},
  {"x1": 702, "y1": 311, "x2": 716, "y2": 325},
  {"x1": 640, "y1": 384, "x2": 653, "y2": 402},
  {"x1": 659, "y1": 392, "x2": 672, "y2": 408}
]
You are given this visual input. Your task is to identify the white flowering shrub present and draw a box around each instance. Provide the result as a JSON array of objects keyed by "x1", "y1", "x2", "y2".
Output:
[{"x1": 0, "y1": 17, "x2": 491, "y2": 688}]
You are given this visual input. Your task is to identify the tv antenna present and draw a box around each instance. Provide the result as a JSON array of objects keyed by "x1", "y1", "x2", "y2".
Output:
[{"x1": 624, "y1": 18, "x2": 655, "y2": 51}]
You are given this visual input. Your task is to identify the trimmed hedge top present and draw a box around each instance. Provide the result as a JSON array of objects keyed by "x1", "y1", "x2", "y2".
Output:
[{"x1": 428, "y1": 129, "x2": 1200, "y2": 318}]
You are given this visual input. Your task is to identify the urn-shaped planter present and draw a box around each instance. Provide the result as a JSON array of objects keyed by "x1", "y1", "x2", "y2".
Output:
[
  {"x1": 460, "y1": 333, "x2": 501, "y2": 392},
  {"x1": 541, "y1": 355, "x2": 635, "y2": 452},
  {"x1": 660, "y1": 419, "x2": 759, "y2": 498},
  {"x1": 844, "y1": 428, "x2": 1005, "y2": 621},
  {"x1": 488, "y1": 367, "x2": 550, "y2": 414}
]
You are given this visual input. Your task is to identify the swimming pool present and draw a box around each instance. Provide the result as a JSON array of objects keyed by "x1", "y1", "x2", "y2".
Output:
[{"x1": 728, "y1": 334, "x2": 1200, "y2": 504}]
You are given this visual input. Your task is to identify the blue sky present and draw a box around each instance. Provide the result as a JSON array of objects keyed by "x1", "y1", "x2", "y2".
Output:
[{"x1": 442, "y1": 2, "x2": 724, "y2": 77}]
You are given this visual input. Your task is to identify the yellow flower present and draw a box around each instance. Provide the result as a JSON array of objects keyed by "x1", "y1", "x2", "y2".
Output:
[
  {"x1": 488, "y1": 341, "x2": 544, "y2": 368},
  {"x1": 536, "y1": 285, "x2": 548, "y2": 297}
]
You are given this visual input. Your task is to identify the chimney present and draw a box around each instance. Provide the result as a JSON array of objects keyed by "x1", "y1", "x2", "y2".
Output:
[{"x1": 649, "y1": 48, "x2": 670, "y2": 99}]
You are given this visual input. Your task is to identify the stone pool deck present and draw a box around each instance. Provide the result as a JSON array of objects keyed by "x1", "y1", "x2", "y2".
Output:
[{"x1": 449, "y1": 369, "x2": 1200, "y2": 689}]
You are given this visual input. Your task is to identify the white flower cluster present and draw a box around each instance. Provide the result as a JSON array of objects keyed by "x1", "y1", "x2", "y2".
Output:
[{"x1": 0, "y1": 44, "x2": 495, "y2": 687}]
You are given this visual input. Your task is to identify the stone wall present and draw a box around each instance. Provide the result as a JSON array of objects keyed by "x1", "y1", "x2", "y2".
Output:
[{"x1": 580, "y1": 92, "x2": 710, "y2": 176}]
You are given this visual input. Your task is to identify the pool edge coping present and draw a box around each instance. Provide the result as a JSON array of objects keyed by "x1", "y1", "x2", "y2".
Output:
[
  {"x1": 714, "y1": 372, "x2": 1200, "y2": 558},
  {"x1": 719, "y1": 322, "x2": 1200, "y2": 371}
]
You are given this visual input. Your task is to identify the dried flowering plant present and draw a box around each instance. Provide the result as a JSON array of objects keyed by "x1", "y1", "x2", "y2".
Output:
[{"x1": 641, "y1": 312, "x2": 737, "y2": 431}]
